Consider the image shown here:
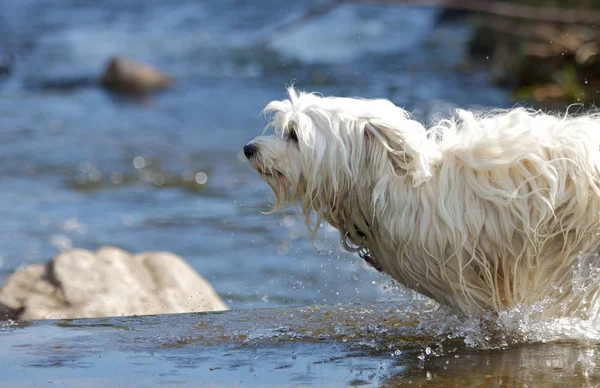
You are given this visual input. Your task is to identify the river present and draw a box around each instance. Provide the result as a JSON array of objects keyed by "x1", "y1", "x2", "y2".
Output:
[{"x1": 4, "y1": 1, "x2": 597, "y2": 387}]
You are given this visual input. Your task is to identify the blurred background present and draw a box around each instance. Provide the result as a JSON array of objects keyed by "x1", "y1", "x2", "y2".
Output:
[{"x1": 0, "y1": 0, "x2": 595, "y2": 310}]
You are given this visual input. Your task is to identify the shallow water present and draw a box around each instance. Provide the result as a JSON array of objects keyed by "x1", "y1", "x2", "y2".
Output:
[
  {"x1": 5, "y1": 0, "x2": 598, "y2": 386},
  {"x1": 2, "y1": 303, "x2": 600, "y2": 387}
]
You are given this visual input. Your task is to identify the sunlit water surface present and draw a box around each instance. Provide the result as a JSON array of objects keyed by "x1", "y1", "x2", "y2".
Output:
[{"x1": 1, "y1": 0, "x2": 599, "y2": 386}]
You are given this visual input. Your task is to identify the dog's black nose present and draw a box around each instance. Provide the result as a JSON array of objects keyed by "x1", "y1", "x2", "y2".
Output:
[{"x1": 243, "y1": 143, "x2": 258, "y2": 159}]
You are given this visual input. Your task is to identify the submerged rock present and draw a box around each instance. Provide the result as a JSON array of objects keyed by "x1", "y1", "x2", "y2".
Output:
[
  {"x1": 0, "y1": 247, "x2": 228, "y2": 320},
  {"x1": 100, "y1": 56, "x2": 174, "y2": 94}
]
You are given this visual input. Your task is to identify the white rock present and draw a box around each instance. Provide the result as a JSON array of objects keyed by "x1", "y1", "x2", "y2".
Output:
[{"x1": 0, "y1": 247, "x2": 228, "y2": 320}]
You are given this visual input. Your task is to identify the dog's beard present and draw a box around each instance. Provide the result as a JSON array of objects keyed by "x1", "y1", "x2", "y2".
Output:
[
  {"x1": 248, "y1": 153, "x2": 326, "y2": 244},
  {"x1": 263, "y1": 172, "x2": 293, "y2": 212},
  {"x1": 248, "y1": 157, "x2": 294, "y2": 213}
]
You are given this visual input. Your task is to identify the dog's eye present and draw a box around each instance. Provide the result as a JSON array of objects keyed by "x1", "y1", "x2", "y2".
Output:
[
  {"x1": 288, "y1": 129, "x2": 298, "y2": 143},
  {"x1": 285, "y1": 124, "x2": 299, "y2": 143}
]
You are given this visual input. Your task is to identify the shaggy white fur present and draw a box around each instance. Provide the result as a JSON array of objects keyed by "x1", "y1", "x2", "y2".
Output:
[{"x1": 244, "y1": 87, "x2": 600, "y2": 317}]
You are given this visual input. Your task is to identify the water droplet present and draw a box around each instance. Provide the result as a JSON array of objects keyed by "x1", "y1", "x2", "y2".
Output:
[
  {"x1": 133, "y1": 156, "x2": 146, "y2": 169},
  {"x1": 153, "y1": 174, "x2": 166, "y2": 186},
  {"x1": 110, "y1": 172, "x2": 123, "y2": 184},
  {"x1": 283, "y1": 216, "x2": 296, "y2": 228},
  {"x1": 64, "y1": 217, "x2": 79, "y2": 231},
  {"x1": 76, "y1": 224, "x2": 88, "y2": 235},
  {"x1": 195, "y1": 172, "x2": 208, "y2": 184},
  {"x1": 50, "y1": 235, "x2": 72, "y2": 251},
  {"x1": 277, "y1": 243, "x2": 289, "y2": 255},
  {"x1": 79, "y1": 160, "x2": 92, "y2": 173},
  {"x1": 89, "y1": 169, "x2": 102, "y2": 182}
]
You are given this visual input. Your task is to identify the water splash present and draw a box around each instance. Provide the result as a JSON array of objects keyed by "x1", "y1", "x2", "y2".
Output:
[
  {"x1": 418, "y1": 297, "x2": 600, "y2": 349},
  {"x1": 409, "y1": 251, "x2": 600, "y2": 349}
]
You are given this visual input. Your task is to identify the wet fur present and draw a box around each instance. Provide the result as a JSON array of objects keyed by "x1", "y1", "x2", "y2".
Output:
[{"x1": 245, "y1": 87, "x2": 600, "y2": 317}]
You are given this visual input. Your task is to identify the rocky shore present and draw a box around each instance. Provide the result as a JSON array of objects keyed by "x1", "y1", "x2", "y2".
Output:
[{"x1": 464, "y1": 2, "x2": 600, "y2": 106}]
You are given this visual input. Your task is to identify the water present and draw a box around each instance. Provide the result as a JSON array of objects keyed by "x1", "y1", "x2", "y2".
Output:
[
  {"x1": 4, "y1": 0, "x2": 598, "y2": 385},
  {"x1": 3, "y1": 303, "x2": 600, "y2": 387},
  {"x1": 0, "y1": 0, "x2": 507, "y2": 309}
]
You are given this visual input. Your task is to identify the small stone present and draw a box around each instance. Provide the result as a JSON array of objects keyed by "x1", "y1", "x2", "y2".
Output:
[{"x1": 100, "y1": 56, "x2": 174, "y2": 95}]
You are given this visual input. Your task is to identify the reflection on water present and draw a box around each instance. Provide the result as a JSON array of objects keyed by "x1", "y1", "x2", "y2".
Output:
[{"x1": 385, "y1": 343, "x2": 600, "y2": 387}]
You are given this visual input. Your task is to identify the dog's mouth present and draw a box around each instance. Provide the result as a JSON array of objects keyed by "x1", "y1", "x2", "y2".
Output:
[
  {"x1": 247, "y1": 158, "x2": 283, "y2": 180},
  {"x1": 258, "y1": 168, "x2": 283, "y2": 180}
]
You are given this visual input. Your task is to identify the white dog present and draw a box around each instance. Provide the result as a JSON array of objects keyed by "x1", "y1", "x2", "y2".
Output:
[{"x1": 244, "y1": 87, "x2": 600, "y2": 317}]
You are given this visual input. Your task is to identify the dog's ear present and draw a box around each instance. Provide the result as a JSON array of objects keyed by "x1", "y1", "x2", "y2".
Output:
[{"x1": 364, "y1": 119, "x2": 433, "y2": 186}]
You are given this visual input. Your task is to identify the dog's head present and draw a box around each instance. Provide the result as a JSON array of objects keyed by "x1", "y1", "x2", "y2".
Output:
[{"x1": 243, "y1": 87, "x2": 438, "y2": 237}]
